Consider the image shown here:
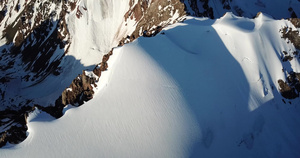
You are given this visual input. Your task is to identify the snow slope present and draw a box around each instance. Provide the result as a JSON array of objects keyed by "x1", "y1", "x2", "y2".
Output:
[
  {"x1": 0, "y1": 0, "x2": 184, "y2": 109},
  {"x1": 0, "y1": 37, "x2": 200, "y2": 158},
  {"x1": 0, "y1": 0, "x2": 134, "y2": 109},
  {"x1": 1, "y1": 13, "x2": 300, "y2": 157},
  {"x1": 66, "y1": 0, "x2": 132, "y2": 66},
  {"x1": 182, "y1": 0, "x2": 300, "y2": 19},
  {"x1": 210, "y1": 0, "x2": 300, "y2": 18}
]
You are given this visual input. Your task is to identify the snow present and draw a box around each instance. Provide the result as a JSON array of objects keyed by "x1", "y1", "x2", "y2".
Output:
[
  {"x1": 66, "y1": 88, "x2": 72, "y2": 92},
  {"x1": 168, "y1": 9, "x2": 180, "y2": 23},
  {"x1": 11, "y1": 0, "x2": 137, "y2": 108},
  {"x1": 181, "y1": 0, "x2": 300, "y2": 19},
  {"x1": 0, "y1": 0, "x2": 134, "y2": 107},
  {"x1": 66, "y1": 0, "x2": 132, "y2": 66},
  {"x1": 214, "y1": 13, "x2": 299, "y2": 102},
  {"x1": 231, "y1": 0, "x2": 300, "y2": 18},
  {"x1": 0, "y1": 43, "x2": 200, "y2": 158},
  {"x1": 1, "y1": 14, "x2": 300, "y2": 157}
]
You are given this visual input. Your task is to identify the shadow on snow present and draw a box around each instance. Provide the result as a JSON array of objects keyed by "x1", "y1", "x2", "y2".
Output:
[{"x1": 137, "y1": 18, "x2": 300, "y2": 157}]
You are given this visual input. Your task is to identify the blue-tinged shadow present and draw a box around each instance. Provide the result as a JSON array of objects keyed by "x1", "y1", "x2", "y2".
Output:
[{"x1": 134, "y1": 17, "x2": 300, "y2": 157}]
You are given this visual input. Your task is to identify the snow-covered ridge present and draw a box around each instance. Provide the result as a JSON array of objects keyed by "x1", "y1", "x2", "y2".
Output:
[
  {"x1": 0, "y1": 0, "x2": 188, "y2": 146},
  {"x1": 0, "y1": 0, "x2": 300, "y2": 154},
  {"x1": 1, "y1": 13, "x2": 299, "y2": 157},
  {"x1": 0, "y1": 0, "x2": 186, "y2": 111}
]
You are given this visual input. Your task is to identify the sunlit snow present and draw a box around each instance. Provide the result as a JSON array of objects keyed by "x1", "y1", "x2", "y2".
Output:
[{"x1": 1, "y1": 14, "x2": 300, "y2": 158}]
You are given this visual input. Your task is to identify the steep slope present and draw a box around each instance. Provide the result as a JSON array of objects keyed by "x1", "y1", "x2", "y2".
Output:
[
  {"x1": 1, "y1": 14, "x2": 299, "y2": 157},
  {"x1": 0, "y1": 43, "x2": 199, "y2": 157},
  {"x1": 0, "y1": 0, "x2": 185, "y2": 145},
  {"x1": 0, "y1": 0, "x2": 185, "y2": 109},
  {"x1": 181, "y1": 0, "x2": 300, "y2": 19}
]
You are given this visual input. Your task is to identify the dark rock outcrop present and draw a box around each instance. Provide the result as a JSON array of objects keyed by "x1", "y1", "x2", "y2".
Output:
[
  {"x1": 278, "y1": 79, "x2": 299, "y2": 99},
  {"x1": 121, "y1": 0, "x2": 186, "y2": 44},
  {"x1": 289, "y1": 18, "x2": 300, "y2": 28},
  {"x1": 278, "y1": 20, "x2": 300, "y2": 99},
  {"x1": 0, "y1": 106, "x2": 34, "y2": 147},
  {"x1": 46, "y1": 49, "x2": 114, "y2": 119},
  {"x1": 181, "y1": 0, "x2": 214, "y2": 18},
  {"x1": 281, "y1": 27, "x2": 300, "y2": 50}
]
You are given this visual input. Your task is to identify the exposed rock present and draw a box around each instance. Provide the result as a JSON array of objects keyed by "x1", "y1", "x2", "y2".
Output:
[
  {"x1": 69, "y1": 1, "x2": 77, "y2": 11},
  {"x1": 0, "y1": 133, "x2": 7, "y2": 147},
  {"x1": 282, "y1": 55, "x2": 293, "y2": 62},
  {"x1": 255, "y1": 12, "x2": 262, "y2": 18},
  {"x1": 222, "y1": 0, "x2": 232, "y2": 10},
  {"x1": 0, "y1": 106, "x2": 34, "y2": 147},
  {"x1": 59, "y1": 72, "x2": 94, "y2": 106},
  {"x1": 281, "y1": 27, "x2": 300, "y2": 50},
  {"x1": 76, "y1": 6, "x2": 83, "y2": 19},
  {"x1": 289, "y1": 18, "x2": 300, "y2": 28},
  {"x1": 143, "y1": 26, "x2": 163, "y2": 37},
  {"x1": 181, "y1": 0, "x2": 214, "y2": 18},
  {"x1": 288, "y1": 7, "x2": 298, "y2": 18},
  {"x1": 278, "y1": 79, "x2": 298, "y2": 99},
  {"x1": 93, "y1": 67, "x2": 102, "y2": 77},
  {"x1": 125, "y1": 0, "x2": 186, "y2": 41},
  {"x1": 0, "y1": 0, "x2": 70, "y2": 86},
  {"x1": 0, "y1": 9, "x2": 6, "y2": 23},
  {"x1": 0, "y1": 0, "x2": 72, "y2": 145},
  {"x1": 57, "y1": 48, "x2": 114, "y2": 110},
  {"x1": 278, "y1": 71, "x2": 300, "y2": 99}
]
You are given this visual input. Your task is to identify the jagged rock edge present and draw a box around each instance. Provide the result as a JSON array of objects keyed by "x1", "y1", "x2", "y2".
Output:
[{"x1": 277, "y1": 18, "x2": 300, "y2": 100}]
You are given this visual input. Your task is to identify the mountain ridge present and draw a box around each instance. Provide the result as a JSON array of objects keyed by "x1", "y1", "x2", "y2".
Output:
[
  {"x1": 1, "y1": 13, "x2": 300, "y2": 157},
  {"x1": 0, "y1": 0, "x2": 300, "y2": 154}
]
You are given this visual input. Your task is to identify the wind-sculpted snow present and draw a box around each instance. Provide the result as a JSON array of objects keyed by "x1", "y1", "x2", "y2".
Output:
[{"x1": 1, "y1": 14, "x2": 300, "y2": 157}]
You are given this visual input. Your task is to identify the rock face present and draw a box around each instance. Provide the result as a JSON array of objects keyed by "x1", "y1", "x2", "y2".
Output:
[
  {"x1": 180, "y1": 0, "x2": 214, "y2": 18},
  {"x1": 60, "y1": 61, "x2": 104, "y2": 107},
  {"x1": 1, "y1": 0, "x2": 69, "y2": 78},
  {"x1": 278, "y1": 79, "x2": 299, "y2": 99},
  {"x1": 0, "y1": 1, "x2": 73, "y2": 144},
  {"x1": 119, "y1": 0, "x2": 186, "y2": 45},
  {"x1": 278, "y1": 70, "x2": 300, "y2": 100},
  {"x1": 128, "y1": 0, "x2": 185, "y2": 37},
  {"x1": 277, "y1": 20, "x2": 300, "y2": 100},
  {"x1": 0, "y1": 106, "x2": 34, "y2": 148},
  {"x1": 0, "y1": 0, "x2": 71, "y2": 112},
  {"x1": 289, "y1": 18, "x2": 300, "y2": 28},
  {"x1": 281, "y1": 26, "x2": 300, "y2": 50}
]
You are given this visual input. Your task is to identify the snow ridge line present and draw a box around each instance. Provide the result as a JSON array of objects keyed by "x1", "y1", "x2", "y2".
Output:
[
  {"x1": 0, "y1": 0, "x2": 187, "y2": 147},
  {"x1": 37, "y1": 50, "x2": 114, "y2": 119},
  {"x1": 0, "y1": 20, "x2": 170, "y2": 147},
  {"x1": 0, "y1": 48, "x2": 114, "y2": 147}
]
